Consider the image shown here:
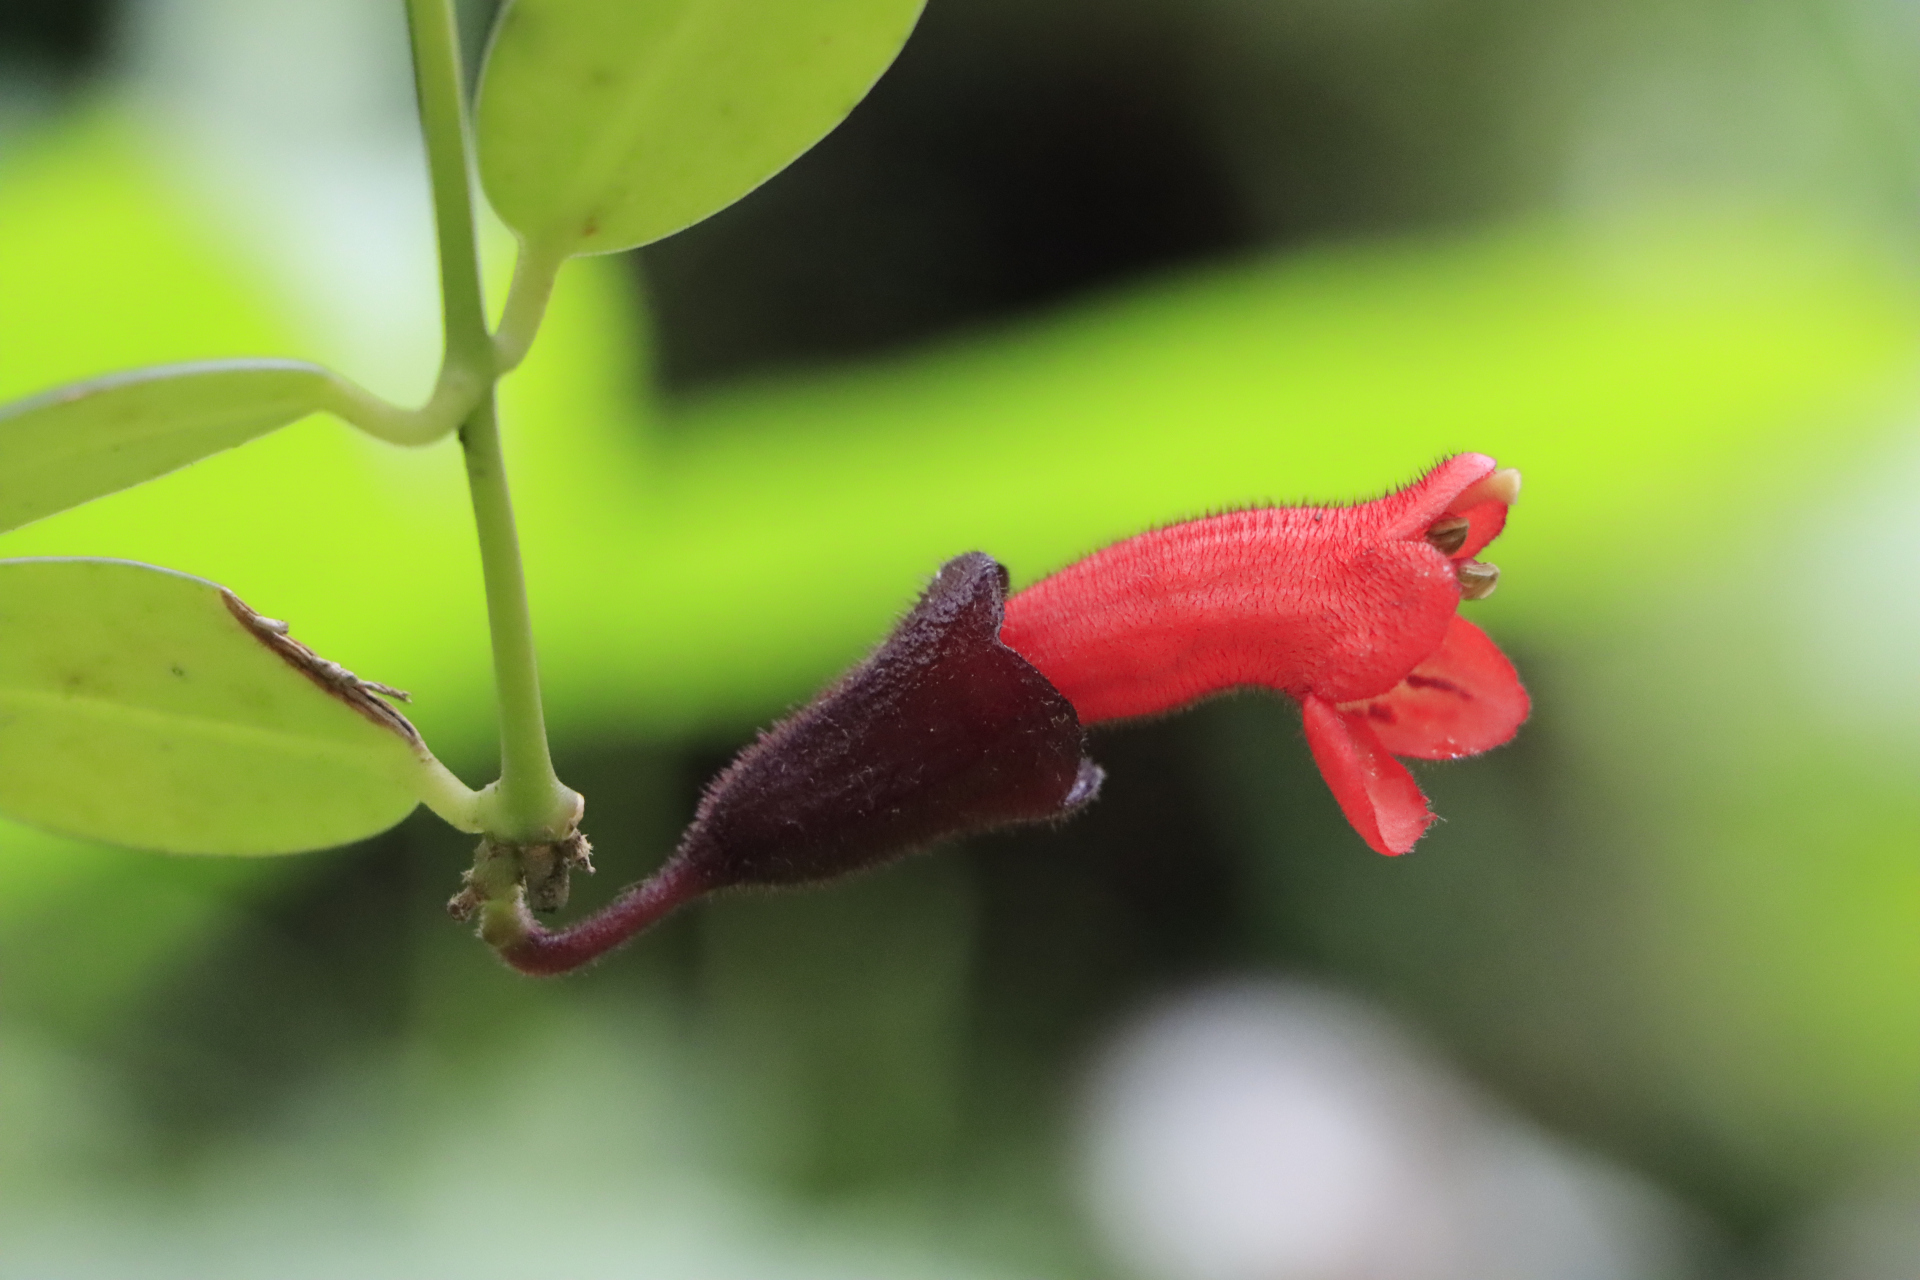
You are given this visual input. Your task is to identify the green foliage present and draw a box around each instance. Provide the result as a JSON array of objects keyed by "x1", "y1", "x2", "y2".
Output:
[
  {"x1": 16, "y1": 164, "x2": 1909, "y2": 1183},
  {"x1": 3, "y1": 0, "x2": 1920, "y2": 1254},
  {"x1": 0, "y1": 360, "x2": 332, "y2": 534},
  {"x1": 476, "y1": 0, "x2": 927, "y2": 257},
  {"x1": 0, "y1": 558, "x2": 429, "y2": 854},
  {"x1": 0, "y1": 0, "x2": 940, "y2": 857}
]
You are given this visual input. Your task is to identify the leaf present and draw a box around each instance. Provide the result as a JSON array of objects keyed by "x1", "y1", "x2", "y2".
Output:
[
  {"x1": 475, "y1": 0, "x2": 926, "y2": 257},
  {"x1": 0, "y1": 360, "x2": 333, "y2": 534},
  {"x1": 0, "y1": 558, "x2": 431, "y2": 854}
]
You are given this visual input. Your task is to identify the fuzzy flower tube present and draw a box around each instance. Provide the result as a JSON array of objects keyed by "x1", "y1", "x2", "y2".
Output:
[
  {"x1": 1000, "y1": 453, "x2": 1528, "y2": 855},
  {"x1": 471, "y1": 456, "x2": 1525, "y2": 973},
  {"x1": 481, "y1": 553, "x2": 1102, "y2": 974}
]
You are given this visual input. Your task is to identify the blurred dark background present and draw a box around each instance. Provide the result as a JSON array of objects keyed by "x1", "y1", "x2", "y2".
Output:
[{"x1": 2, "y1": 1, "x2": 1917, "y2": 1277}]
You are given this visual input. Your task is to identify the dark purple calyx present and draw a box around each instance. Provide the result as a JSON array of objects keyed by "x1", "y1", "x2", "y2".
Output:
[
  {"x1": 495, "y1": 552, "x2": 1102, "y2": 974},
  {"x1": 677, "y1": 550, "x2": 1103, "y2": 888}
]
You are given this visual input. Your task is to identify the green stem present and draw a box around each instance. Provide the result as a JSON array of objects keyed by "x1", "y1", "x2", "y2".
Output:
[
  {"x1": 322, "y1": 365, "x2": 482, "y2": 446},
  {"x1": 460, "y1": 391, "x2": 578, "y2": 839},
  {"x1": 492, "y1": 242, "x2": 565, "y2": 374},
  {"x1": 406, "y1": 0, "x2": 491, "y2": 375},
  {"x1": 414, "y1": 757, "x2": 490, "y2": 833},
  {"x1": 406, "y1": 0, "x2": 578, "y2": 841}
]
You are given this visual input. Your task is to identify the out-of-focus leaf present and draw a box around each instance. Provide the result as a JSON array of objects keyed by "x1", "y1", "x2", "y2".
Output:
[
  {"x1": 0, "y1": 558, "x2": 429, "y2": 854},
  {"x1": 0, "y1": 360, "x2": 332, "y2": 533},
  {"x1": 475, "y1": 0, "x2": 926, "y2": 257},
  {"x1": 6, "y1": 113, "x2": 1920, "y2": 1196}
]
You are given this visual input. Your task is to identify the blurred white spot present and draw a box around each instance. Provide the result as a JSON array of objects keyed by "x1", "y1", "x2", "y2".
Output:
[
  {"x1": 1792, "y1": 423, "x2": 1920, "y2": 743},
  {"x1": 1452, "y1": 1120, "x2": 1705, "y2": 1280},
  {"x1": 117, "y1": 0, "x2": 445, "y2": 402},
  {"x1": 1079, "y1": 980, "x2": 1707, "y2": 1280},
  {"x1": 1081, "y1": 984, "x2": 1458, "y2": 1280}
]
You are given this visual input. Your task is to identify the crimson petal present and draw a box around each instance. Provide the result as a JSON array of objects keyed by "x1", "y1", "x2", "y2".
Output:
[
  {"x1": 1375, "y1": 453, "x2": 1497, "y2": 540},
  {"x1": 1341, "y1": 616, "x2": 1529, "y2": 760},
  {"x1": 1442, "y1": 499, "x2": 1508, "y2": 561},
  {"x1": 1301, "y1": 694, "x2": 1434, "y2": 856}
]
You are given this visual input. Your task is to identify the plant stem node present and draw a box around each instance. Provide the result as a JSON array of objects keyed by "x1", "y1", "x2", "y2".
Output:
[{"x1": 447, "y1": 830, "x2": 595, "y2": 925}]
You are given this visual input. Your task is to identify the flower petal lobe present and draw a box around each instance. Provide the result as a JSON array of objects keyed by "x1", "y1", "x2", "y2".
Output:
[
  {"x1": 1442, "y1": 499, "x2": 1508, "y2": 561},
  {"x1": 1377, "y1": 454, "x2": 1497, "y2": 540},
  {"x1": 1301, "y1": 694, "x2": 1434, "y2": 855},
  {"x1": 1341, "y1": 615, "x2": 1529, "y2": 760}
]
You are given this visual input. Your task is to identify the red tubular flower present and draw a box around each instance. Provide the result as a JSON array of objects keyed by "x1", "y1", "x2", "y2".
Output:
[
  {"x1": 999, "y1": 454, "x2": 1528, "y2": 856},
  {"x1": 474, "y1": 458, "x2": 1525, "y2": 975}
]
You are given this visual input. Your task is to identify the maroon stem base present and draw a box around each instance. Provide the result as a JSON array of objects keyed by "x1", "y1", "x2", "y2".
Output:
[{"x1": 497, "y1": 858, "x2": 704, "y2": 976}]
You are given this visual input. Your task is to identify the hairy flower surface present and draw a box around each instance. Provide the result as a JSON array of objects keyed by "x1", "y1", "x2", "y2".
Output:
[
  {"x1": 485, "y1": 461, "x2": 1526, "y2": 974},
  {"x1": 494, "y1": 552, "x2": 1101, "y2": 974},
  {"x1": 1000, "y1": 454, "x2": 1528, "y2": 855}
]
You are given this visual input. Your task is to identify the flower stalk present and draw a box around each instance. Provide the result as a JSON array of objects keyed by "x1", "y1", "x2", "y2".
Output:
[
  {"x1": 477, "y1": 552, "x2": 1102, "y2": 974},
  {"x1": 395, "y1": 0, "x2": 1526, "y2": 965}
]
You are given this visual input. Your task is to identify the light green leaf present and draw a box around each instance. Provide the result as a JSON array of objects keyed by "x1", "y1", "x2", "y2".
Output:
[
  {"x1": 0, "y1": 360, "x2": 333, "y2": 534},
  {"x1": 0, "y1": 558, "x2": 432, "y2": 854},
  {"x1": 475, "y1": 0, "x2": 926, "y2": 257}
]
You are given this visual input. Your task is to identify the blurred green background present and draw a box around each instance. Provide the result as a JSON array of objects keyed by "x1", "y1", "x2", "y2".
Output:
[{"x1": 2, "y1": 0, "x2": 1918, "y2": 1276}]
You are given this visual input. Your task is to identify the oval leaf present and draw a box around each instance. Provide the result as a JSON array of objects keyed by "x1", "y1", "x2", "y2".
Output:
[
  {"x1": 0, "y1": 558, "x2": 431, "y2": 854},
  {"x1": 476, "y1": 0, "x2": 926, "y2": 257},
  {"x1": 0, "y1": 360, "x2": 332, "y2": 534}
]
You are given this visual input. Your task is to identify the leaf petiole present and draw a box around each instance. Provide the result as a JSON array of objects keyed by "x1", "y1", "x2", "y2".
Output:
[
  {"x1": 491, "y1": 242, "x2": 565, "y2": 375},
  {"x1": 318, "y1": 364, "x2": 484, "y2": 447},
  {"x1": 412, "y1": 757, "x2": 491, "y2": 834}
]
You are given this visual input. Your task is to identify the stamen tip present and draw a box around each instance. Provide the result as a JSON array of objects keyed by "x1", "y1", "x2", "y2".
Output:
[
  {"x1": 1425, "y1": 515, "x2": 1471, "y2": 555},
  {"x1": 1456, "y1": 560, "x2": 1500, "y2": 600}
]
